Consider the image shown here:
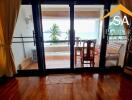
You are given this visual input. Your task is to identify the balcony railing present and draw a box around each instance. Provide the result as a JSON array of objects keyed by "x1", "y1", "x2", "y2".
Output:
[{"x1": 12, "y1": 35, "x2": 127, "y2": 43}]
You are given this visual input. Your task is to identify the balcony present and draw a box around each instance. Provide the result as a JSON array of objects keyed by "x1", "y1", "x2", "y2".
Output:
[{"x1": 12, "y1": 34, "x2": 126, "y2": 70}]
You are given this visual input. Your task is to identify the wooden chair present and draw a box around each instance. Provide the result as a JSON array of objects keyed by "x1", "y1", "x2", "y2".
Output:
[
  {"x1": 106, "y1": 43, "x2": 124, "y2": 66},
  {"x1": 81, "y1": 40, "x2": 96, "y2": 67}
]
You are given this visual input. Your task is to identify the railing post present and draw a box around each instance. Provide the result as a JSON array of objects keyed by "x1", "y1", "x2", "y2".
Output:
[{"x1": 21, "y1": 34, "x2": 26, "y2": 58}]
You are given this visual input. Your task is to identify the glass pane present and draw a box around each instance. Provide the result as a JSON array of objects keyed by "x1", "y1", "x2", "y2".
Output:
[
  {"x1": 105, "y1": 5, "x2": 127, "y2": 67},
  {"x1": 74, "y1": 5, "x2": 104, "y2": 68},
  {"x1": 12, "y1": 5, "x2": 38, "y2": 70},
  {"x1": 41, "y1": 5, "x2": 70, "y2": 69}
]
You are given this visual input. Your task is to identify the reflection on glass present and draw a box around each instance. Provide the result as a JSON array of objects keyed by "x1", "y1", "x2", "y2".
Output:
[{"x1": 105, "y1": 5, "x2": 127, "y2": 67}]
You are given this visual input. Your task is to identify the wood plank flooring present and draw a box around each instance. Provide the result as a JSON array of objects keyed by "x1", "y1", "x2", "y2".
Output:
[{"x1": 0, "y1": 73, "x2": 132, "y2": 100}]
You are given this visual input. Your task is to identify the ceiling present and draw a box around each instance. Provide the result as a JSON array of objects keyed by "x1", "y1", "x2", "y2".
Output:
[
  {"x1": 41, "y1": 5, "x2": 103, "y2": 18},
  {"x1": 41, "y1": 5, "x2": 104, "y2": 11}
]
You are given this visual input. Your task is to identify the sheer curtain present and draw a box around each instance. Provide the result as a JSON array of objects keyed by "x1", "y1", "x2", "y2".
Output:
[
  {"x1": 0, "y1": 0, "x2": 21, "y2": 76},
  {"x1": 119, "y1": 0, "x2": 132, "y2": 75}
]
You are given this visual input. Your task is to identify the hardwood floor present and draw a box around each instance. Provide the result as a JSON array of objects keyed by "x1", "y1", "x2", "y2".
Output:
[{"x1": 0, "y1": 73, "x2": 132, "y2": 100}]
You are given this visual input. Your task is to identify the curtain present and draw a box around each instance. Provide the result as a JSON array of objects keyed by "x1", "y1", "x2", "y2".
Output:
[
  {"x1": 119, "y1": 0, "x2": 132, "y2": 36},
  {"x1": 119, "y1": 0, "x2": 132, "y2": 76},
  {"x1": 0, "y1": 0, "x2": 21, "y2": 76}
]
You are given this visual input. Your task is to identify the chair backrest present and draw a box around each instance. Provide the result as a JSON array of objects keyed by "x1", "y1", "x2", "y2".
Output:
[
  {"x1": 82, "y1": 40, "x2": 96, "y2": 58},
  {"x1": 118, "y1": 44, "x2": 124, "y2": 53},
  {"x1": 107, "y1": 42, "x2": 124, "y2": 53}
]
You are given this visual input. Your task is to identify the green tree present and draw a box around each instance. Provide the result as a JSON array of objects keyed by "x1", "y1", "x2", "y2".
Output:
[{"x1": 49, "y1": 24, "x2": 60, "y2": 43}]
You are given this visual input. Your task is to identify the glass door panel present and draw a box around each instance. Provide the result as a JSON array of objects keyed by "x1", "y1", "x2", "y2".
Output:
[
  {"x1": 105, "y1": 5, "x2": 127, "y2": 67},
  {"x1": 41, "y1": 5, "x2": 70, "y2": 69},
  {"x1": 12, "y1": 5, "x2": 38, "y2": 70},
  {"x1": 74, "y1": 5, "x2": 104, "y2": 68}
]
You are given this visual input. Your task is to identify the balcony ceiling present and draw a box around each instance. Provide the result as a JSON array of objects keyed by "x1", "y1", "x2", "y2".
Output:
[
  {"x1": 41, "y1": 5, "x2": 102, "y2": 18},
  {"x1": 41, "y1": 5, "x2": 103, "y2": 11}
]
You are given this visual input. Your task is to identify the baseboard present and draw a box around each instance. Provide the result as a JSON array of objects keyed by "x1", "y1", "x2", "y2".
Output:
[{"x1": 0, "y1": 76, "x2": 8, "y2": 85}]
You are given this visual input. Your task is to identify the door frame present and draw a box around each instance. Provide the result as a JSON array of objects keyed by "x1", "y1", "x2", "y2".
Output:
[{"x1": 17, "y1": 0, "x2": 121, "y2": 76}]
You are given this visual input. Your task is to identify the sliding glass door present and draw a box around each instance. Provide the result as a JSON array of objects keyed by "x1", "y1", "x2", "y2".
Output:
[
  {"x1": 74, "y1": 5, "x2": 104, "y2": 68},
  {"x1": 40, "y1": 4, "x2": 107, "y2": 70},
  {"x1": 105, "y1": 5, "x2": 127, "y2": 67},
  {"x1": 41, "y1": 5, "x2": 70, "y2": 69},
  {"x1": 12, "y1": 5, "x2": 39, "y2": 71},
  {"x1": 17, "y1": 0, "x2": 118, "y2": 75}
]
